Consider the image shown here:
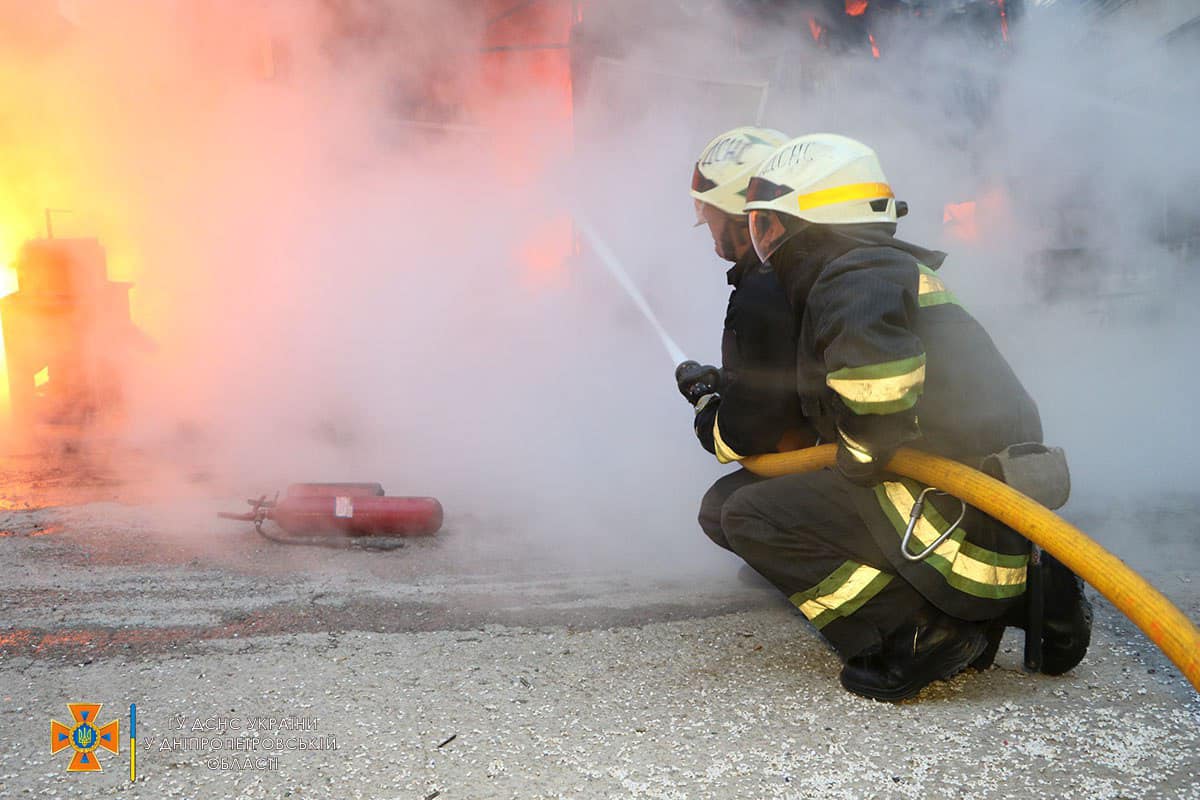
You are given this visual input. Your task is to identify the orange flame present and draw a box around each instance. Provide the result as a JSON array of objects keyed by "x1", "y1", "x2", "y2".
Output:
[
  {"x1": 845, "y1": 0, "x2": 869, "y2": 17},
  {"x1": 0, "y1": 215, "x2": 40, "y2": 423},
  {"x1": 0, "y1": 37, "x2": 144, "y2": 429},
  {"x1": 944, "y1": 200, "x2": 979, "y2": 242},
  {"x1": 868, "y1": 33, "x2": 880, "y2": 59},
  {"x1": 808, "y1": 17, "x2": 824, "y2": 42},
  {"x1": 997, "y1": 0, "x2": 1010, "y2": 43},
  {"x1": 944, "y1": 188, "x2": 1012, "y2": 244},
  {"x1": 0, "y1": 259, "x2": 16, "y2": 417}
]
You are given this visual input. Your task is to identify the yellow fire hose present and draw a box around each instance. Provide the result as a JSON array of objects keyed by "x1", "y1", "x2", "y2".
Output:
[{"x1": 741, "y1": 444, "x2": 1200, "y2": 692}]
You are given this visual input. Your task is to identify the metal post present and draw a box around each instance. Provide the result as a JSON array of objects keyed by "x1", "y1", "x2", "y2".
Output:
[{"x1": 1024, "y1": 544, "x2": 1044, "y2": 672}]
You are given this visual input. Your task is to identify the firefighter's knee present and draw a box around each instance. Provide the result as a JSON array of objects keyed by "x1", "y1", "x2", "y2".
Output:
[
  {"x1": 719, "y1": 486, "x2": 766, "y2": 556},
  {"x1": 698, "y1": 484, "x2": 733, "y2": 550}
]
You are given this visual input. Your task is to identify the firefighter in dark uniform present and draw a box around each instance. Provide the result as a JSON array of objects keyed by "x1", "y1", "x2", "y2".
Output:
[
  {"x1": 676, "y1": 127, "x2": 815, "y2": 551},
  {"x1": 716, "y1": 133, "x2": 1091, "y2": 701}
]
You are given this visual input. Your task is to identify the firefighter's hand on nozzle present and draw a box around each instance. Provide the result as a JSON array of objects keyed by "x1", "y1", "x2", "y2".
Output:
[{"x1": 675, "y1": 361, "x2": 721, "y2": 405}]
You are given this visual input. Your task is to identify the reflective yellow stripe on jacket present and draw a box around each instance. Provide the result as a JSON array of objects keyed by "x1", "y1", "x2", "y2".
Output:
[
  {"x1": 826, "y1": 354, "x2": 926, "y2": 415},
  {"x1": 712, "y1": 412, "x2": 745, "y2": 464},
  {"x1": 917, "y1": 263, "x2": 959, "y2": 308}
]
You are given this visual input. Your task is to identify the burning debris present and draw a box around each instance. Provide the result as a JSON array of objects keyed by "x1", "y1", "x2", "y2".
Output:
[{"x1": 0, "y1": 233, "x2": 150, "y2": 442}]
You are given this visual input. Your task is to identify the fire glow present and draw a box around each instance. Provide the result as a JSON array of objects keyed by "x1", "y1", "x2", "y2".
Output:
[
  {"x1": 997, "y1": 0, "x2": 1010, "y2": 43},
  {"x1": 0, "y1": 2, "x2": 580, "y2": 437},
  {"x1": 0, "y1": 28, "x2": 142, "y2": 430},
  {"x1": 944, "y1": 199, "x2": 979, "y2": 241},
  {"x1": 809, "y1": 17, "x2": 824, "y2": 42}
]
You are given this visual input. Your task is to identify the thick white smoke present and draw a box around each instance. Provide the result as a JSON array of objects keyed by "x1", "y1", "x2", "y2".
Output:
[
  {"x1": 563, "y1": 0, "x2": 1200, "y2": 544},
  {"x1": 2, "y1": 0, "x2": 1195, "y2": 569}
]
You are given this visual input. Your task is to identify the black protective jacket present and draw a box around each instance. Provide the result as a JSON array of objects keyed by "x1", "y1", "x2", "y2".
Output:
[
  {"x1": 694, "y1": 253, "x2": 810, "y2": 460},
  {"x1": 771, "y1": 225, "x2": 1043, "y2": 619}
]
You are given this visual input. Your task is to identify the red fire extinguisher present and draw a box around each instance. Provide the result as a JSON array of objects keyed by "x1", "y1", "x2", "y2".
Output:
[{"x1": 219, "y1": 483, "x2": 443, "y2": 548}]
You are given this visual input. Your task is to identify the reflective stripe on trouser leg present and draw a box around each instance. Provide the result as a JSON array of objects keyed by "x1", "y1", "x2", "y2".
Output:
[
  {"x1": 719, "y1": 470, "x2": 936, "y2": 657},
  {"x1": 875, "y1": 479, "x2": 1027, "y2": 599},
  {"x1": 789, "y1": 561, "x2": 894, "y2": 630}
]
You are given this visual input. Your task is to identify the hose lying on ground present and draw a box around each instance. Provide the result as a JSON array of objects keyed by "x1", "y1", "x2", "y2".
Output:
[{"x1": 741, "y1": 444, "x2": 1200, "y2": 693}]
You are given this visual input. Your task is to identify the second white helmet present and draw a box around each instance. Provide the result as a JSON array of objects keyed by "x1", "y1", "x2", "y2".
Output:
[{"x1": 691, "y1": 126, "x2": 791, "y2": 219}]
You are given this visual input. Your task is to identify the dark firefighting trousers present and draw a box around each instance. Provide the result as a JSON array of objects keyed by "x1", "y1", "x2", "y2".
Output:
[
  {"x1": 698, "y1": 468, "x2": 764, "y2": 551},
  {"x1": 713, "y1": 469, "x2": 941, "y2": 659}
]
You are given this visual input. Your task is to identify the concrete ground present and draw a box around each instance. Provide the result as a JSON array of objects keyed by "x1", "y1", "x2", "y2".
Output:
[{"x1": 1, "y1": 455, "x2": 1198, "y2": 799}]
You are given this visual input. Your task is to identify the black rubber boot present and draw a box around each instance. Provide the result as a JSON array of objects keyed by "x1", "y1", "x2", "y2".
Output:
[
  {"x1": 970, "y1": 620, "x2": 1006, "y2": 671},
  {"x1": 839, "y1": 611, "x2": 988, "y2": 702},
  {"x1": 1040, "y1": 552, "x2": 1092, "y2": 675},
  {"x1": 971, "y1": 595, "x2": 1031, "y2": 671}
]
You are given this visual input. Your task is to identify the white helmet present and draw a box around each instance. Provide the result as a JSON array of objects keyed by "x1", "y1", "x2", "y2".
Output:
[
  {"x1": 744, "y1": 134, "x2": 900, "y2": 261},
  {"x1": 691, "y1": 126, "x2": 791, "y2": 221}
]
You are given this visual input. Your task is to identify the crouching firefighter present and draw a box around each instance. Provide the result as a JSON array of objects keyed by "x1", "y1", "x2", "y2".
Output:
[
  {"x1": 717, "y1": 133, "x2": 1092, "y2": 701},
  {"x1": 677, "y1": 126, "x2": 817, "y2": 550}
]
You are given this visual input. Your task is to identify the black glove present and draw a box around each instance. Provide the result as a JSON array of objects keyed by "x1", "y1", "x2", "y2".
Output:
[
  {"x1": 674, "y1": 361, "x2": 721, "y2": 405},
  {"x1": 836, "y1": 439, "x2": 894, "y2": 488},
  {"x1": 833, "y1": 411, "x2": 919, "y2": 488}
]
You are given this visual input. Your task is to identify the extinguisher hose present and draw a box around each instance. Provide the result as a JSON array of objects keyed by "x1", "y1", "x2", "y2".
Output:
[
  {"x1": 251, "y1": 522, "x2": 405, "y2": 551},
  {"x1": 740, "y1": 444, "x2": 1200, "y2": 693}
]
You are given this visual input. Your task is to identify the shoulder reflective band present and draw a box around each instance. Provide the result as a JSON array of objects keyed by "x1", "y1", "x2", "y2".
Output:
[
  {"x1": 796, "y1": 182, "x2": 893, "y2": 212},
  {"x1": 917, "y1": 263, "x2": 959, "y2": 307}
]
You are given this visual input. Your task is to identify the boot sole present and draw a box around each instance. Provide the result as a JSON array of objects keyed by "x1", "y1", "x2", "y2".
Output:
[{"x1": 840, "y1": 631, "x2": 988, "y2": 703}]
